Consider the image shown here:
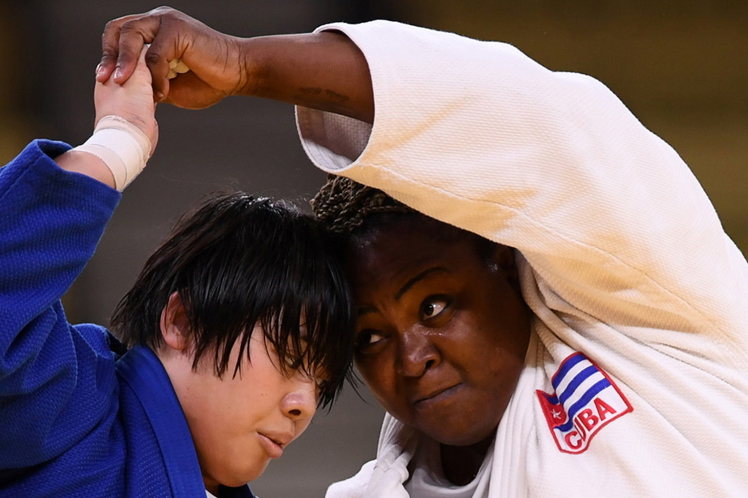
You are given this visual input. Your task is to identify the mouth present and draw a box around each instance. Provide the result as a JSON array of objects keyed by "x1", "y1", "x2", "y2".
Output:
[
  {"x1": 258, "y1": 432, "x2": 292, "y2": 459},
  {"x1": 414, "y1": 383, "x2": 462, "y2": 406}
]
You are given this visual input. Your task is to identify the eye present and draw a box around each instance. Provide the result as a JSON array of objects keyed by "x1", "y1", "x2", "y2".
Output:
[
  {"x1": 281, "y1": 354, "x2": 304, "y2": 371},
  {"x1": 355, "y1": 329, "x2": 386, "y2": 351},
  {"x1": 309, "y1": 365, "x2": 331, "y2": 392},
  {"x1": 314, "y1": 377, "x2": 329, "y2": 394},
  {"x1": 279, "y1": 334, "x2": 310, "y2": 370},
  {"x1": 420, "y1": 296, "x2": 449, "y2": 320}
]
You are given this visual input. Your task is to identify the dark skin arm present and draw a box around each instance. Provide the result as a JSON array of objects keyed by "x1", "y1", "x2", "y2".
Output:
[{"x1": 97, "y1": 6, "x2": 374, "y2": 123}]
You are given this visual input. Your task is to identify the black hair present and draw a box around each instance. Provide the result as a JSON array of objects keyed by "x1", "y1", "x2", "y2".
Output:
[{"x1": 111, "y1": 191, "x2": 354, "y2": 408}]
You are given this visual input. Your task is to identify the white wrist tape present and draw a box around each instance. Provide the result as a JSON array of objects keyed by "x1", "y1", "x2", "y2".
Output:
[{"x1": 74, "y1": 115, "x2": 152, "y2": 191}]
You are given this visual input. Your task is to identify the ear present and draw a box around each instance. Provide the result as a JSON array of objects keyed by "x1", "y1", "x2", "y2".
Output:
[
  {"x1": 490, "y1": 243, "x2": 521, "y2": 293},
  {"x1": 160, "y1": 291, "x2": 191, "y2": 352}
]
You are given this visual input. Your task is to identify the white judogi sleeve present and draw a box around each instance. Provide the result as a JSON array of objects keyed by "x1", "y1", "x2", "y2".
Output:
[
  {"x1": 326, "y1": 418, "x2": 416, "y2": 498},
  {"x1": 297, "y1": 20, "x2": 748, "y2": 497}
]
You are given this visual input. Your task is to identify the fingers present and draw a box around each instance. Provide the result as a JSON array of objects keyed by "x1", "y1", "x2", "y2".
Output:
[
  {"x1": 99, "y1": 7, "x2": 237, "y2": 109},
  {"x1": 98, "y1": 13, "x2": 144, "y2": 83},
  {"x1": 98, "y1": 7, "x2": 176, "y2": 88},
  {"x1": 131, "y1": 45, "x2": 154, "y2": 87},
  {"x1": 145, "y1": 33, "x2": 178, "y2": 102},
  {"x1": 116, "y1": 15, "x2": 165, "y2": 84},
  {"x1": 163, "y1": 71, "x2": 224, "y2": 109}
]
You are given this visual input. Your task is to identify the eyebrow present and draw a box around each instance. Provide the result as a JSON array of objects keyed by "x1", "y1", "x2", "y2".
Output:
[
  {"x1": 357, "y1": 266, "x2": 449, "y2": 317},
  {"x1": 395, "y1": 267, "x2": 449, "y2": 300}
]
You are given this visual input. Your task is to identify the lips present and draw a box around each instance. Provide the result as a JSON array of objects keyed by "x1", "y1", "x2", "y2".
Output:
[
  {"x1": 413, "y1": 383, "x2": 462, "y2": 406},
  {"x1": 258, "y1": 431, "x2": 293, "y2": 459}
]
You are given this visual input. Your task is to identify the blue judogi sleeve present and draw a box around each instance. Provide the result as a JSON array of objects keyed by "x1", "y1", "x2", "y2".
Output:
[{"x1": 0, "y1": 139, "x2": 121, "y2": 470}]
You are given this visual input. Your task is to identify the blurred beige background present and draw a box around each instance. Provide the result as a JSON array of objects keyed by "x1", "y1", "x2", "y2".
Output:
[{"x1": 1, "y1": 1, "x2": 746, "y2": 496}]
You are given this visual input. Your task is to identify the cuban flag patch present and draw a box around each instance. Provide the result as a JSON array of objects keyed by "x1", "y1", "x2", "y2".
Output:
[{"x1": 536, "y1": 352, "x2": 632, "y2": 454}]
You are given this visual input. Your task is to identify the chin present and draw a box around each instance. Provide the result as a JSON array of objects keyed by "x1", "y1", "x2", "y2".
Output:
[
  {"x1": 217, "y1": 476, "x2": 252, "y2": 489},
  {"x1": 426, "y1": 421, "x2": 499, "y2": 448},
  {"x1": 435, "y1": 432, "x2": 492, "y2": 448},
  {"x1": 215, "y1": 466, "x2": 266, "y2": 489}
]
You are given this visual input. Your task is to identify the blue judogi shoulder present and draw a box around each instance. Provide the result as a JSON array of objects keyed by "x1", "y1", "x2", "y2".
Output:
[{"x1": 0, "y1": 140, "x2": 253, "y2": 497}]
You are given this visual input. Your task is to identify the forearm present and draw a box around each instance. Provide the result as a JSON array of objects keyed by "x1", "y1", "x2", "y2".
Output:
[
  {"x1": 242, "y1": 32, "x2": 374, "y2": 123},
  {"x1": 100, "y1": 8, "x2": 374, "y2": 120},
  {"x1": 55, "y1": 149, "x2": 116, "y2": 188}
]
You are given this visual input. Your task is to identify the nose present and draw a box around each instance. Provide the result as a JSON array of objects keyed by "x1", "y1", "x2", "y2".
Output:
[
  {"x1": 281, "y1": 374, "x2": 318, "y2": 421},
  {"x1": 395, "y1": 326, "x2": 439, "y2": 377}
]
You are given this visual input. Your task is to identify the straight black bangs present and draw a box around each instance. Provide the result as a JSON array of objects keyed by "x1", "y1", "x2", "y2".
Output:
[{"x1": 112, "y1": 192, "x2": 354, "y2": 408}]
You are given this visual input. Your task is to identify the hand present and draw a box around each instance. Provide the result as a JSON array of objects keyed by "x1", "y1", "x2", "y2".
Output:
[
  {"x1": 98, "y1": 6, "x2": 247, "y2": 109},
  {"x1": 58, "y1": 47, "x2": 158, "y2": 188},
  {"x1": 95, "y1": 46, "x2": 158, "y2": 153},
  {"x1": 99, "y1": 7, "x2": 374, "y2": 121}
]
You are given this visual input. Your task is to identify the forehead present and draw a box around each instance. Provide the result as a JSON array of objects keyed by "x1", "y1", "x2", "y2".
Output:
[{"x1": 346, "y1": 216, "x2": 485, "y2": 290}]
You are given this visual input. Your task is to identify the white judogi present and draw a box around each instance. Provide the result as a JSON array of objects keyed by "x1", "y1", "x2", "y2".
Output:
[{"x1": 296, "y1": 20, "x2": 748, "y2": 497}]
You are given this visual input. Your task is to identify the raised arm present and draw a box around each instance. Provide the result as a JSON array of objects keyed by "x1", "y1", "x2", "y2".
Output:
[
  {"x1": 97, "y1": 6, "x2": 374, "y2": 122},
  {"x1": 0, "y1": 45, "x2": 157, "y2": 471}
]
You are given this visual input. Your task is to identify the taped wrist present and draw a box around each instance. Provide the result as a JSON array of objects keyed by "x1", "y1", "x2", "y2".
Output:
[{"x1": 73, "y1": 115, "x2": 152, "y2": 191}]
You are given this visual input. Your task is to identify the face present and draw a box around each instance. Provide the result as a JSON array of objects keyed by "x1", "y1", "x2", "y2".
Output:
[
  {"x1": 160, "y1": 326, "x2": 318, "y2": 492},
  {"x1": 348, "y1": 217, "x2": 531, "y2": 447}
]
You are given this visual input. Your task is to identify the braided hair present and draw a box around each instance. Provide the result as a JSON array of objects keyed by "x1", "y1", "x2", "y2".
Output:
[
  {"x1": 311, "y1": 174, "x2": 502, "y2": 267},
  {"x1": 311, "y1": 174, "x2": 415, "y2": 235}
]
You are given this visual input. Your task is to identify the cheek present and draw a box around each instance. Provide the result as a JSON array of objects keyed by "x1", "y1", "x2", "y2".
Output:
[
  {"x1": 191, "y1": 378, "x2": 248, "y2": 441},
  {"x1": 466, "y1": 328, "x2": 528, "y2": 381},
  {"x1": 444, "y1": 305, "x2": 528, "y2": 387},
  {"x1": 354, "y1": 354, "x2": 384, "y2": 388},
  {"x1": 472, "y1": 281, "x2": 531, "y2": 360},
  {"x1": 354, "y1": 354, "x2": 400, "y2": 410}
]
